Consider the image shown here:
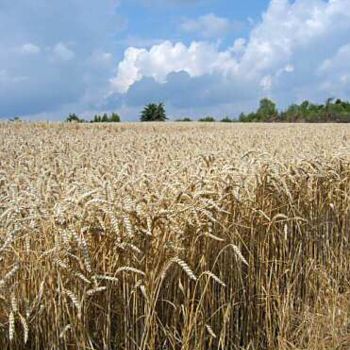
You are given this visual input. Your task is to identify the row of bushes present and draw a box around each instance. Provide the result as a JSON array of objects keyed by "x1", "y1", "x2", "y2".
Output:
[
  {"x1": 175, "y1": 116, "x2": 235, "y2": 122},
  {"x1": 66, "y1": 113, "x2": 121, "y2": 123}
]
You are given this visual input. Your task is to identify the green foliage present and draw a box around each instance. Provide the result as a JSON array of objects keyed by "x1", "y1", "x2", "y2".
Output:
[
  {"x1": 257, "y1": 98, "x2": 278, "y2": 121},
  {"x1": 175, "y1": 117, "x2": 192, "y2": 122},
  {"x1": 239, "y1": 97, "x2": 350, "y2": 123},
  {"x1": 102, "y1": 113, "x2": 109, "y2": 122},
  {"x1": 278, "y1": 98, "x2": 350, "y2": 123},
  {"x1": 140, "y1": 103, "x2": 167, "y2": 122},
  {"x1": 198, "y1": 116, "x2": 216, "y2": 122},
  {"x1": 65, "y1": 112, "x2": 121, "y2": 123},
  {"x1": 239, "y1": 112, "x2": 257, "y2": 122},
  {"x1": 240, "y1": 98, "x2": 278, "y2": 122},
  {"x1": 91, "y1": 112, "x2": 121, "y2": 123},
  {"x1": 65, "y1": 113, "x2": 85, "y2": 123},
  {"x1": 64, "y1": 98, "x2": 350, "y2": 125},
  {"x1": 110, "y1": 113, "x2": 121, "y2": 122},
  {"x1": 92, "y1": 115, "x2": 102, "y2": 123},
  {"x1": 9, "y1": 116, "x2": 22, "y2": 122}
]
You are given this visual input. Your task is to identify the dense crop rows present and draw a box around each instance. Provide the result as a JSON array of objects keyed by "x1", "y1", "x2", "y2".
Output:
[{"x1": 1, "y1": 122, "x2": 350, "y2": 349}]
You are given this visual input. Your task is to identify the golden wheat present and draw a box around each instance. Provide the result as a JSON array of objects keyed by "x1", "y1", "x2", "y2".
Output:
[{"x1": 1, "y1": 122, "x2": 350, "y2": 349}]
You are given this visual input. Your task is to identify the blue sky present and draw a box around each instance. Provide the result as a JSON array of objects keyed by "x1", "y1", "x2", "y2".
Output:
[{"x1": 1, "y1": 0, "x2": 350, "y2": 120}]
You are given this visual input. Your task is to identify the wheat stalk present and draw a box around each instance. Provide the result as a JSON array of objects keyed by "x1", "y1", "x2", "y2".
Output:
[
  {"x1": 9, "y1": 311, "x2": 15, "y2": 341},
  {"x1": 1, "y1": 122, "x2": 350, "y2": 350},
  {"x1": 171, "y1": 257, "x2": 197, "y2": 281}
]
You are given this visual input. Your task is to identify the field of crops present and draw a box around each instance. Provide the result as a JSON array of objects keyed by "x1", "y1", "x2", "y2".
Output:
[{"x1": 1, "y1": 122, "x2": 350, "y2": 349}]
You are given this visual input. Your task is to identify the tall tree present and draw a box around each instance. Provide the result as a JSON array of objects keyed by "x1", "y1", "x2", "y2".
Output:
[
  {"x1": 110, "y1": 113, "x2": 121, "y2": 122},
  {"x1": 102, "y1": 113, "x2": 109, "y2": 122},
  {"x1": 256, "y1": 98, "x2": 278, "y2": 121},
  {"x1": 66, "y1": 113, "x2": 84, "y2": 123},
  {"x1": 140, "y1": 103, "x2": 167, "y2": 121}
]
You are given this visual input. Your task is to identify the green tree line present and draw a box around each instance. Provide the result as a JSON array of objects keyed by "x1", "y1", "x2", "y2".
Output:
[
  {"x1": 65, "y1": 112, "x2": 121, "y2": 123},
  {"x1": 64, "y1": 98, "x2": 350, "y2": 123},
  {"x1": 175, "y1": 98, "x2": 350, "y2": 123},
  {"x1": 239, "y1": 98, "x2": 350, "y2": 123}
]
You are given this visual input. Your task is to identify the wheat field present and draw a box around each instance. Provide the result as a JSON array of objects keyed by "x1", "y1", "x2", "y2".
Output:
[{"x1": 1, "y1": 122, "x2": 350, "y2": 350}]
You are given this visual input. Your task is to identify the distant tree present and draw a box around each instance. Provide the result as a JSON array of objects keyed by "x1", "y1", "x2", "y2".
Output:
[
  {"x1": 199, "y1": 116, "x2": 216, "y2": 122},
  {"x1": 66, "y1": 113, "x2": 84, "y2": 123},
  {"x1": 9, "y1": 116, "x2": 22, "y2": 122},
  {"x1": 92, "y1": 115, "x2": 102, "y2": 123},
  {"x1": 256, "y1": 98, "x2": 278, "y2": 121},
  {"x1": 281, "y1": 104, "x2": 301, "y2": 122},
  {"x1": 300, "y1": 100, "x2": 310, "y2": 111},
  {"x1": 110, "y1": 113, "x2": 121, "y2": 122},
  {"x1": 140, "y1": 103, "x2": 167, "y2": 121},
  {"x1": 335, "y1": 99, "x2": 343, "y2": 105},
  {"x1": 102, "y1": 113, "x2": 109, "y2": 123},
  {"x1": 239, "y1": 112, "x2": 257, "y2": 122},
  {"x1": 175, "y1": 117, "x2": 192, "y2": 122},
  {"x1": 239, "y1": 97, "x2": 350, "y2": 123},
  {"x1": 221, "y1": 116, "x2": 232, "y2": 122},
  {"x1": 91, "y1": 113, "x2": 121, "y2": 123},
  {"x1": 239, "y1": 113, "x2": 247, "y2": 122}
]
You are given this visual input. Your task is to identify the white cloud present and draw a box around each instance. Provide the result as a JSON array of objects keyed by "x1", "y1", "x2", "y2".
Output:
[
  {"x1": 284, "y1": 64, "x2": 294, "y2": 73},
  {"x1": 180, "y1": 13, "x2": 234, "y2": 39},
  {"x1": 52, "y1": 43, "x2": 75, "y2": 61},
  {"x1": 319, "y1": 44, "x2": 350, "y2": 74},
  {"x1": 110, "y1": 41, "x2": 238, "y2": 93},
  {"x1": 111, "y1": 0, "x2": 350, "y2": 115},
  {"x1": 230, "y1": 38, "x2": 246, "y2": 56},
  {"x1": 317, "y1": 43, "x2": 350, "y2": 96},
  {"x1": 260, "y1": 75, "x2": 273, "y2": 92},
  {"x1": 19, "y1": 43, "x2": 41, "y2": 55}
]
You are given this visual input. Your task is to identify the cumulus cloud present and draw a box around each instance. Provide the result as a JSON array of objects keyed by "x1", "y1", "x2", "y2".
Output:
[
  {"x1": 230, "y1": 38, "x2": 246, "y2": 56},
  {"x1": 110, "y1": 41, "x2": 238, "y2": 93},
  {"x1": 124, "y1": 71, "x2": 256, "y2": 108},
  {"x1": 110, "y1": 0, "x2": 350, "y2": 117}
]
